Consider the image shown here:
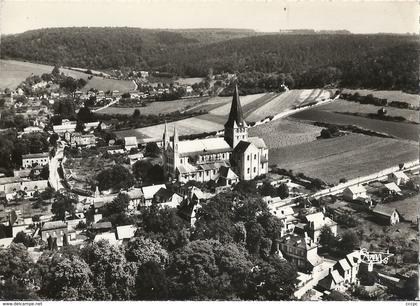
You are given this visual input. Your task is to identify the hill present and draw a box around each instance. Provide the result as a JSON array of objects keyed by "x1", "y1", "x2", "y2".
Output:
[{"x1": 1, "y1": 28, "x2": 418, "y2": 91}]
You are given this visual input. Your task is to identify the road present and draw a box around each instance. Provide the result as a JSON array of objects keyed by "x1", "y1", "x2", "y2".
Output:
[
  {"x1": 49, "y1": 142, "x2": 65, "y2": 191},
  {"x1": 92, "y1": 97, "x2": 120, "y2": 113}
]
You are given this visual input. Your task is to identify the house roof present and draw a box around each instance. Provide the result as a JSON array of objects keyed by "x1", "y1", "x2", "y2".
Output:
[
  {"x1": 177, "y1": 137, "x2": 231, "y2": 155},
  {"x1": 280, "y1": 234, "x2": 317, "y2": 251},
  {"x1": 384, "y1": 182, "x2": 402, "y2": 193},
  {"x1": 224, "y1": 84, "x2": 246, "y2": 129},
  {"x1": 94, "y1": 232, "x2": 118, "y2": 244},
  {"x1": 91, "y1": 221, "x2": 113, "y2": 230},
  {"x1": 372, "y1": 205, "x2": 399, "y2": 218},
  {"x1": 219, "y1": 166, "x2": 238, "y2": 180},
  {"x1": 2, "y1": 179, "x2": 49, "y2": 194},
  {"x1": 305, "y1": 212, "x2": 337, "y2": 230},
  {"x1": 391, "y1": 171, "x2": 409, "y2": 180},
  {"x1": 337, "y1": 258, "x2": 351, "y2": 271},
  {"x1": 116, "y1": 225, "x2": 136, "y2": 240},
  {"x1": 125, "y1": 188, "x2": 143, "y2": 199},
  {"x1": 345, "y1": 185, "x2": 366, "y2": 194},
  {"x1": 22, "y1": 152, "x2": 49, "y2": 159},
  {"x1": 233, "y1": 141, "x2": 253, "y2": 154},
  {"x1": 142, "y1": 184, "x2": 166, "y2": 199},
  {"x1": 42, "y1": 220, "x2": 67, "y2": 230},
  {"x1": 331, "y1": 270, "x2": 344, "y2": 284}
]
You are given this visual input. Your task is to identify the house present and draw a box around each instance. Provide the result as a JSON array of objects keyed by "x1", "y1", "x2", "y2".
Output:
[
  {"x1": 94, "y1": 232, "x2": 119, "y2": 245},
  {"x1": 53, "y1": 121, "x2": 77, "y2": 135},
  {"x1": 388, "y1": 171, "x2": 409, "y2": 186},
  {"x1": 318, "y1": 269, "x2": 345, "y2": 291},
  {"x1": 1, "y1": 179, "x2": 49, "y2": 201},
  {"x1": 278, "y1": 234, "x2": 322, "y2": 272},
  {"x1": 124, "y1": 188, "x2": 144, "y2": 210},
  {"x1": 217, "y1": 166, "x2": 239, "y2": 186},
  {"x1": 22, "y1": 126, "x2": 43, "y2": 134},
  {"x1": 342, "y1": 185, "x2": 368, "y2": 201},
  {"x1": 305, "y1": 212, "x2": 337, "y2": 242},
  {"x1": 41, "y1": 221, "x2": 69, "y2": 246},
  {"x1": 70, "y1": 133, "x2": 97, "y2": 147},
  {"x1": 372, "y1": 205, "x2": 400, "y2": 225},
  {"x1": 124, "y1": 137, "x2": 138, "y2": 151},
  {"x1": 22, "y1": 152, "x2": 49, "y2": 169},
  {"x1": 128, "y1": 152, "x2": 144, "y2": 165},
  {"x1": 142, "y1": 184, "x2": 166, "y2": 205},
  {"x1": 116, "y1": 225, "x2": 136, "y2": 240},
  {"x1": 91, "y1": 221, "x2": 113, "y2": 232},
  {"x1": 383, "y1": 182, "x2": 402, "y2": 196}
]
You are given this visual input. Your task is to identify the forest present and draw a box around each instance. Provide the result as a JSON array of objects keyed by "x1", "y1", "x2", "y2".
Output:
[{"x1": 1, "y1": 28, "x2": 418, "y2": 91}]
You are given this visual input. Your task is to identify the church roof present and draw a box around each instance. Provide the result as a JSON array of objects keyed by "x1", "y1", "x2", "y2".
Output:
[
  {"x1": 224, "y1": 84, "x2": 246, "y2": 128},
  {"x1": 177, "y1": 137, "x2": 232, "y2": 156},
  {"x1": 233, "y1": 141, "x2": 253, "y2": 154}
]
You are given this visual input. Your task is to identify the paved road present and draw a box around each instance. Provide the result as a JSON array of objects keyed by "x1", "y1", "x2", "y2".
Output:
[{"x1": 49, "y1": 143, "x2": 65, "y2": 191}]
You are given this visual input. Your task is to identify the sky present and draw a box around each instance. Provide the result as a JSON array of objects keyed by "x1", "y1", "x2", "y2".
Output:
[{"x1": 0, "y1": 0, "x2": 418, "y2": 35}]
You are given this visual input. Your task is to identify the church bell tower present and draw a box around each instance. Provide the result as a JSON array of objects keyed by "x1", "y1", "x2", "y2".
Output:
[{"x1": 224, "y1": 84, "x2": 248, "y2": 148}]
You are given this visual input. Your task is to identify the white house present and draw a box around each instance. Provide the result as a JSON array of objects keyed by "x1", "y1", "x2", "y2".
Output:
[
  {"x1": 388, "y1": 171, "x2": 409, "y2": 186},
  {"x1": 372, "y1": 205, "x2": 400, "y2": 225},
  {"x1": 142, "y1": 184, "x2": 166, "y2": 205},
  {"x1": 22, "y1": 152, "x2": 49, "y2": 169},
  {"x1": 342, "y1": 185, "x2": 368, "y2": 201},
  {"x1": 124, "y1": 137, "x2": 138, "y2": 151},
  {"x1": 305, "y1": 212, "x2": 337, "y2": 242}
]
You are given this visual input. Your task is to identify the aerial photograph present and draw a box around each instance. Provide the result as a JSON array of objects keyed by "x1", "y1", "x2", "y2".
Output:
[{"x1": 0, "y1": 0, "x2": 418, "y2": 302}]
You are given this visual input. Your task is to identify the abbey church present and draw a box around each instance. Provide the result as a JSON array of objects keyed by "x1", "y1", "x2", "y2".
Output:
[{"x1": 162, "y1": 85, "x2": 268, "y2": 184}]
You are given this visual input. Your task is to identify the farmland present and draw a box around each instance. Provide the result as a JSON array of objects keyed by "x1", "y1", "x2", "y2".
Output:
[
  {"x1": 97, "y1": 97, "x2": 209, "y2": 115},
  {"x1": 386, "y1": 193, "x2": 420, "y2": 223},
  {"x1": 316, "y1": 99, "x2": 420, "y2": 123},
  {"x1": 249, "y1": 118, "x2": 323, "y2": 148},
  {"x1": 341, "y1": 89, "x2": 419, "y2": 107},
  {"x1": 269, "y1": 134, "x2": 418, "y2": 184},
  {"x1": 291, "y1": 109, "x2": 418, "y2": 142},
  {"x1": 246, "y1": 89, "x2": 333, "y2": 122},
  {"x1": 0, "y1": 59, "x2": 135, "y2": 92}
]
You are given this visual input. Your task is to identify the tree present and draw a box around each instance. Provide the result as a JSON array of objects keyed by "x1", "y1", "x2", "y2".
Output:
[
  {"x1": 81, "y1": 240, "x2": 136, "y2": 300},
  {"x1": 0, "y1": 243, "x2": 33, "y2": 282},
  {"x1": 0, "y1": 280, "x2": 38, "y2": 300},
  {"x1": 105, "y1": 193, "x2": 131, "y2": 216},
  {"x1": 96, "y1": 164, "x2": 135, "y2": 192},
  {"x1": 78, "y1": 106, "x2": 94, "y2": 123},
  {"x1": 135, "y1": 261, "x2": 169, "y2": 300},
  {"x1": 144, "y1": 142, "x2": 160, "y2": 157},
  {"x1": 234, "y1": 180, "x2": 258, "y2": 195},
  {"x1": 125, "y1": 237, "x2": 168, "y2": 268},
  {"x1": 259, "y1": 182, "x2": 277, "y2": 197},
  {"x1": 40, "y1": 255, "x2": 94, "y2": 300},
  {"x1": 51, "y1": 192, "x2": 77, "y2": 221},
  {"x1": 75, "y1": 120, "x2": 86, "y2": 133},
  {"x1": 339, "y1": 231, "x2": 359, "y2": 254},
  {"x1": 49, "y1": 133, "x2": 59, "y2": 146},
  {"x1": 52, "y1": 65, "x2": 60, "y2": 76},
  {"x1": 319, "y1": 226, "x2": 337, "y2": 250},
  {"x1": 277, "y1": 183, "x2": 289, "y2": 199},
  {"x1": 132, "y1": 109, "x2": 141, "y2": 118},
  {"x1": 12, "y1": 231, "x2": 36, "y2": 248},
  {"x1": 244, "y1": 256, "x2": 297, "y2": 300},
  {"x1": 167, "y1": 240, "x2": 253, "y2": 300}
]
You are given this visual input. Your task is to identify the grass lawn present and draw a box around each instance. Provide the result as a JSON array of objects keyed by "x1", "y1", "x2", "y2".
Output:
[{"x1": 269, "y1": 134, "x2": 418, "y2": 184}]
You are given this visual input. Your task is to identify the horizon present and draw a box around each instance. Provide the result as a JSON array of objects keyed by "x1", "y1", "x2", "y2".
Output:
[{"x1": 0, "y1": 0, "x2": 417, "y2": 35}]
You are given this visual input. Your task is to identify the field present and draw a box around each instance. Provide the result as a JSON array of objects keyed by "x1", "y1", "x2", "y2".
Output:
[
  {"x1": 176, "y1": 77, "x2": 205, "y2": 85},
  {"x1": 291, "y1": 109, "x2": 418, "y2": 142},
  {"x1": 342, "y1": 89, "x2": 419, "y2": 107},
  {"x1": 316, "y1": 99, "x2": 420, "y2": 123},
  {"x1": 246, "y1": 89, "x2": 333, "y2": 122},
  {"x1": 97, "y1": 97, "x2": 209, "y2": 115},
  {"x1": 249, "y1": 118, "x2": 323, "y2": 148},
  {"x1": 269, "y1": 134, "x2": 418, "y2": 184},
  {"x1": 0, "y1": 59, "x2": 135, "y2": 92},
  {"x1": 115, "y1": 93, "x2": 272, "y2": 139}
]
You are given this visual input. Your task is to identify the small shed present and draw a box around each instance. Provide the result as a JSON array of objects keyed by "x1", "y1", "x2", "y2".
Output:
[{"x1": 372, "y1": 205, "x2": 400, "y2": 225}]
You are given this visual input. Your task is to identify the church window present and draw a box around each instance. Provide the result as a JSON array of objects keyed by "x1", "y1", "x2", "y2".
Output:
[
  {"x1": 247, "y1": 155, "x2": 250, "y2": 161},
  {"x1": 254, "y1": 154, "x2": 257, "y2": 160},
  {"x1": 253, "y1": 167, "x2": 256, "y2": 173},
  {"x1": 247, "y1": 168, "x2": 250, "y2": 174},
  {"x1": 199, "y1": 172, "x2": 202, "y2": 177},
  {"x1": 206, "y1": 170, "x2": 209, "y2": 176}
]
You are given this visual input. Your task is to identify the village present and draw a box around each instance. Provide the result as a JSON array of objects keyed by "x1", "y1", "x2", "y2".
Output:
[{"x1": 0, "y1": 65, "x2": 418, "y2": 301}]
